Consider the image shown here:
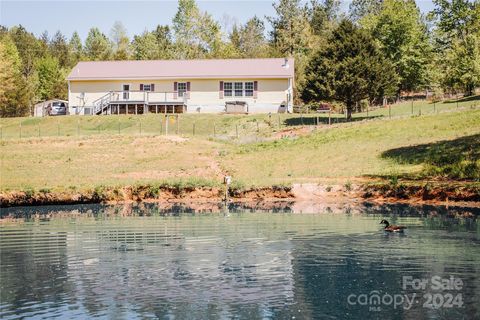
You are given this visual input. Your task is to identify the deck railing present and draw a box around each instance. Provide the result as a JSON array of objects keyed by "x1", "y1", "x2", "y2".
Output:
[
  {"x1": 109, "y1": 91, "x2": 187, "y2": 104},
  {"x1": 92, "y1": 91, "x2": 188, "y2": 114}
]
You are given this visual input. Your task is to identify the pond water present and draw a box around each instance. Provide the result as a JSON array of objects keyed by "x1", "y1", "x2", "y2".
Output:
[{"x1": 0, "y1": 202, "x2": 479, "y2": 319}]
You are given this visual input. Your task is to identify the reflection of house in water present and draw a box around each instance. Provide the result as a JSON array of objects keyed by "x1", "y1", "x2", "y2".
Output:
[
  {"x1": 0, "y1": 228, "x2": 71, "y2": 316},
  {"x1": 63, "y1": 221, "x2": 295, "y2": 318}
]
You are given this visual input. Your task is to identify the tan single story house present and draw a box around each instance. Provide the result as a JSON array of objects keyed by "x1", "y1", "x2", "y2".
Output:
[{"x1": 66, "y1": 58, "x2": 294, "y2": 115}]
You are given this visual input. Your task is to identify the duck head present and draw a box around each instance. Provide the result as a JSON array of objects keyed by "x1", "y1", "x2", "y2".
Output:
[{"x1": 380, "y1": 219, "x2": 390, "y2": 227}]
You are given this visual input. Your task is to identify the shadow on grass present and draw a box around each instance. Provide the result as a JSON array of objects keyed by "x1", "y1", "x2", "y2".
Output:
[
  {"x1": 284, "y1": 115, "x2": 381, "y2": 126},
  {"x1": 381, "y1": 134, "x2": 480, "y2": 165},
  {"x1": 380, "y1": 134, "x2": 480, "y2": 180},
  {"x1": 443, "y1": 95, "x2": 479, "y2": 104}
]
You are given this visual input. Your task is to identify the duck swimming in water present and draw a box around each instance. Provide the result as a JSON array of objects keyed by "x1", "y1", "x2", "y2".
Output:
[{"x1": 380, "y1": 219, "x2": 406, "y2": 232}]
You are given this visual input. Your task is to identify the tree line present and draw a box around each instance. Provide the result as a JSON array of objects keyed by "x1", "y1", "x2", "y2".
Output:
[{"x1": 0, "y1": 0, "x2": 479, "y2": 118}]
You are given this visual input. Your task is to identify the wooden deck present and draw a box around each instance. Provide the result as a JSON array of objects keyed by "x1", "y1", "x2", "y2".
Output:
[{"x1": 102, "y1": 103, "x2": 186, "y2": 115}]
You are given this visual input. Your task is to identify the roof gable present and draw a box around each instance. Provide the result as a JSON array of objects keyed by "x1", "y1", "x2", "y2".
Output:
[{"x1": 67, "y1": 58, "x2": 294, "y2": 81}]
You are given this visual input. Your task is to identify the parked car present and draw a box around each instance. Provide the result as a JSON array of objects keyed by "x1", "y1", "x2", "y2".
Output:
[{"x1": 48, "y1": 101, "x2": 67, "y2": 116}]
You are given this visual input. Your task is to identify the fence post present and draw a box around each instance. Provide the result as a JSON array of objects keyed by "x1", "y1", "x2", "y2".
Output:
[
  {"x1": 77, "y1": 119, "x2": 80, "y2": 136},
  {"x1": 411, "y1": 100, "x2": 414, "y2": 114},
  {"x1": 0, "y1": 126, "x2": 2, "y2": 140},
  {"x1": 176, "y1": 114, "x2": 179, "y2": 135},
  {"x1": 57, "y1": 122, "x2": 60, "y2": 136},
  {"x1": 389, "y1": 104, "x2": 391, "y2": 119},
  {"x1": 236, "y1": 124, "x2": 239, "y2": 139},
  {"x1": 193, "y1": 122, "x2": 195, "y2": 136},
  {"x1": 213, "y1": 123, "x2": 216, "y2": 137},
  {"x1": 433, "y1": 101, "x2": 436, "y2": 113},
  {"x1": 139, "y1": 120, "x2": 142, "y2": 135},
  {"x1": 278, "y1": 114, "x2": 281, "y2": 129},
  {"x1": 118, "y1": 119, "x2": 121, "y2": 134},
  {"x1": 256, "y1": 121, "x2": 259, "y2": 133},
  {"x1": 38, "y1": 123, "x2": 40, "y2": 137},
  {"x1": 159, "y1": 117, "x2": 162, "y2": 135},
  {"x1": 19, "y1": 123, "x2": 22, "y2": 139},
  {"x1": 328, "y1": 110, "x2": 331, "y2": 125},
  {"x1": 165, "y1": 115, "x2": 168, "y2": 135}
]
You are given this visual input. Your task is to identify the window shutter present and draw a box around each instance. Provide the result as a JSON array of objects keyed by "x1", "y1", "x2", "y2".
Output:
[
  {"x1": 219, "y1": 81, "x2": 224, "y2": 99},
  {"x1": 186, "y1": 82, "x2": 191, "y2": 99},
  {"x1": 151, "y1": 84, "x2": 155, "y2": 92},
  {"x1": 253, "y1": 81, "x2": 258, "y2": 99},
  {"x1": 174, "y1": 82, "x2": 178, "y2": 99},
  {"x1": 140, "y1": 84, "x2": 144, "y2": 91}
]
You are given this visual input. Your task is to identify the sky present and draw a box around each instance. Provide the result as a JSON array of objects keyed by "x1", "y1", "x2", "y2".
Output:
[{"x1": 0, "y1": 0, "x2": 436, "y2": 41}]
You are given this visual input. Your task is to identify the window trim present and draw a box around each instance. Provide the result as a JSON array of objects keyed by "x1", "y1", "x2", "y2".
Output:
[
  {"x1": 177, "y1": 82, "x2": 187, "y2": 97},
  {"x1": 223, "y1": 81, "x2": 255, "y2": 98},
  {"x1": 245, "y1": 81, "x2": 254, "y2": 97},
  {"x1": 224, "y1": 82, "x2": 233, "y2": 97},
  {"x1": 142, "y1": 84, "x2": 152, "y2": 92}
]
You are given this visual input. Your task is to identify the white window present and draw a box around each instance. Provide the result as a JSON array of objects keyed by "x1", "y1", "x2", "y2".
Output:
[
  {"x1": 224, "y1": 82, "x2": 254, "y2": 97},
  {"x1": 245, "y1": 82, "x2": 254, "y2": 97},
  {"x1": 143, "y1": 84, "x2": 151, "y2": 91},
  {"x1": 178, "y1": 82, "x2": 187, "y2": 97},
  {"x1": 234, "y1": 82, "x2": 243, "y2": 97},
  {"x1": 224, "y1": 82, "x2": 233, "y2": 97}
]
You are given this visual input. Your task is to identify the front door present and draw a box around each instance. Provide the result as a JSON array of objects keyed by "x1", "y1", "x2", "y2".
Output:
[{"x1": 123, "y1": 85, "x2": 130, "y2": 100}]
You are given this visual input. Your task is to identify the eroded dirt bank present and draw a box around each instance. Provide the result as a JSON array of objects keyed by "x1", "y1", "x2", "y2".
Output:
[{"x1": 1, "y1": 182, "x2": 479, "y2": 208}]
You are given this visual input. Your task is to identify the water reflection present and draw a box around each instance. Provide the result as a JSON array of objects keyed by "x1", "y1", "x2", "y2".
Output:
[{"x1": 0, "y1": 203, "x2": 478, "y2": 319}]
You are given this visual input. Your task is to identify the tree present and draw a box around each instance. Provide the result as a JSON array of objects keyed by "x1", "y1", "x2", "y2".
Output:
[
  {"x1": 132, "y1": 26, "x2": 173, "y2": 60},
  {"x1": 268, "y1": 0, "x2": 313, "y2": 57},
  {"x1": 35, "y1": 55, "x2": 64, "y2": 100},
  {"x1": 230, "y1": 17, "x2": 269, "y2": 58},
  {"x1": 132, "y1": 31, "x2": 158, "y2": 60},
  {"x1": 268, "y1": 0, "x2": 315, "y2": 101},
  {"x1": 172, "y1": 0, "x2": 222, "y2": 58},
  {"x1": 442, "y1": 34, "x2": 480, "y2": 95},
  {"x1": 84, "y1": 27, "x2": 112, "y2": 60},
  {"x1": 9, "y1": 25, "x2": 47, "y2": 78},
  {"x1": 349, "y1": 0, "x2": 382, "y2": 22},
  {"x1": 302, "y1": 20, "x2": 398, "y2": 119},
  {"x1": 430, "y1": 0, "x2": 480, "y2": 94},
  {"x1": 0, "y1": 36, "x2": 23, "y2": 116},
  {"x1": 309, "y1": 0, "x2": 341, "y2": 36},
  {"x1": 361, "y1": 0, "x2": 432, "y2": 95},
  {"x1": 50, "y1": 30, "x2": 71, "y2": 67},
  {"x1": 110, "y1": 21, "x2": 131, "y2": 60},
  {"x1": 69, "y1": 31, "x2": 83, "y2": 63},
  {"x1": 431, "y1": 0, "x2": 477, "y2": 47},
  {"x1": 0, "y1": 35, "x2": 34, "y2": 117}
]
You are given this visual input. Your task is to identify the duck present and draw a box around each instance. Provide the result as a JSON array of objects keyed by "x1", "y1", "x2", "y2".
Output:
[{"x1": 380, "y1": 219, "x2": 406, "y2": 232}]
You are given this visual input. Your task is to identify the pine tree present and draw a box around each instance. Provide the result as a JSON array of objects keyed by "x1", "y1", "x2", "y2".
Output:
[
  {"x1": 50, "y1": 30, "x2": 71, "y2": 67},
  {"x1": 85, "y1": 27, "x2": 112, "y2": 61},
  {"x1": 302, "y1": 20, "x2": 398, "y2": 119},
  {"x1": 69, "y1": 31, "x2": 83, "y2": 63}
]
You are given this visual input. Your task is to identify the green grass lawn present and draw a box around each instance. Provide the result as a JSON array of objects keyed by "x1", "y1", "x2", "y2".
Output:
[
  {"x1": 0, "y1": 96, "x2": 478, "y2": 140},
  {"x1": 1, "y1": 98, "x2": 479, "y2": 191}
]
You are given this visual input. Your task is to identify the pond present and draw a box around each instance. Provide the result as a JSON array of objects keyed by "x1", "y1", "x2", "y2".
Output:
[{"x1": 0, "y1": 202, "x2": 479, "y2": 319}]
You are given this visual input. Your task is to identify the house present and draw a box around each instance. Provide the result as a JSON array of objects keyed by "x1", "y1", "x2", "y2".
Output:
[
  {"x1": 66, "y1": 58, "x2": 294, "y2": 115},
  {"x1": 33, "y1": 99, "x2": 68, "y2": 117}
]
